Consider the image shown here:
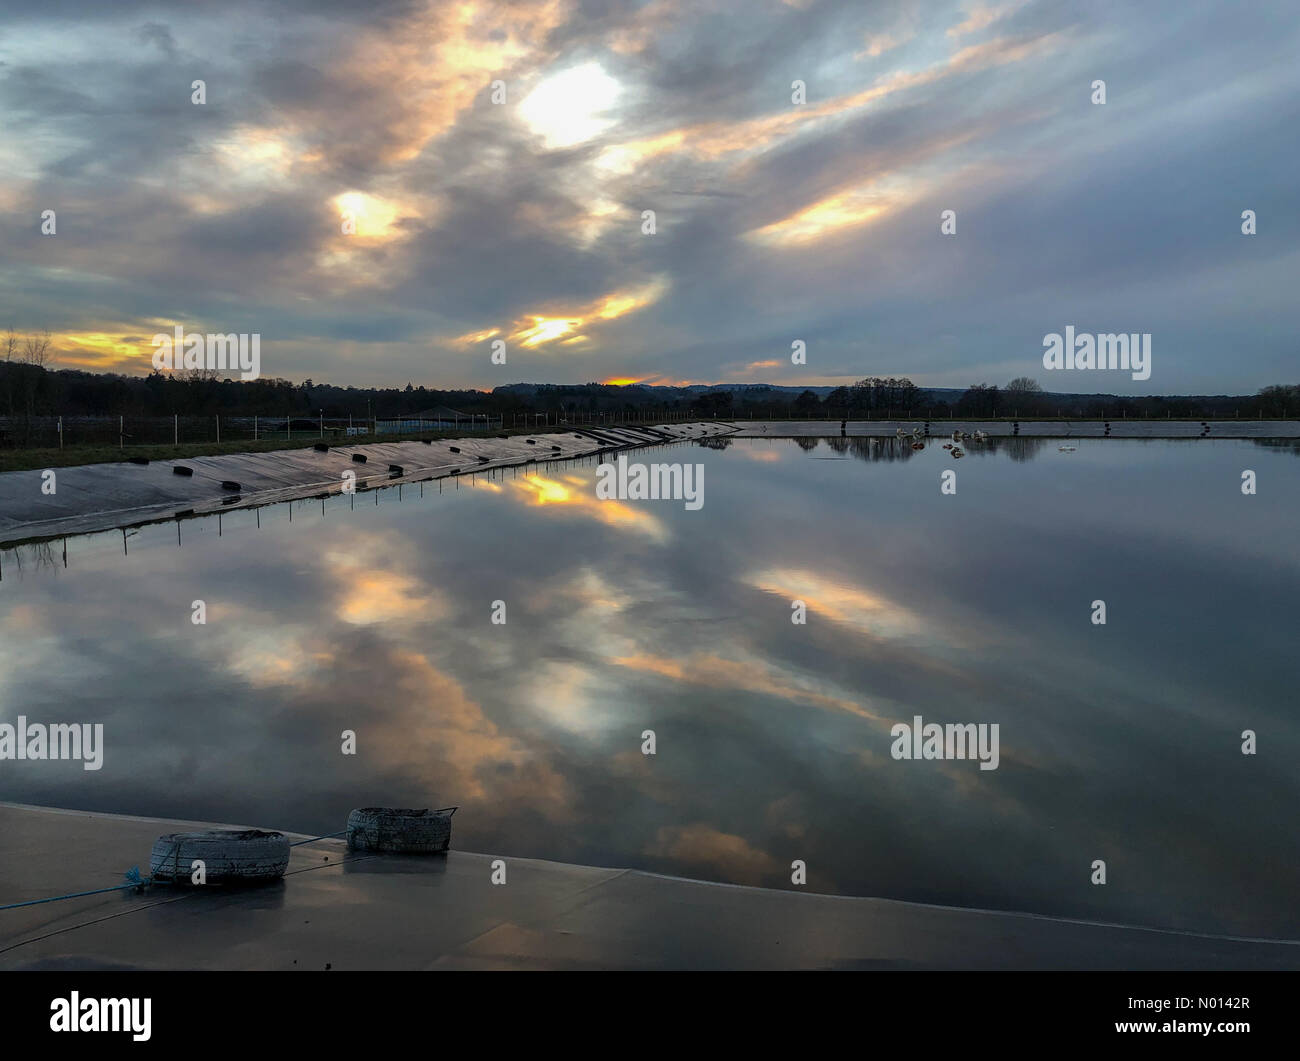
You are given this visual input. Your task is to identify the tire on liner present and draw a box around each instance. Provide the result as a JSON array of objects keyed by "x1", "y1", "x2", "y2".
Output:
[
  {"x1": 346, "y1": 807, "x2": 457, "y2": 854},
  {"x1": 150, "y1": 829, "x2": 290, "y2": 884}
]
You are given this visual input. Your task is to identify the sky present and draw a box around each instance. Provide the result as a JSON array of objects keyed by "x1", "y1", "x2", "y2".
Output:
[{"x1": 1, "y1": 0, "x2": 1296, "y2": 393}]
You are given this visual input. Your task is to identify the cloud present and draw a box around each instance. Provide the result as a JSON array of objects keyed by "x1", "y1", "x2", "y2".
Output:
[
  {"x1": 646, "y1": 823, "x2": 783, "y2": 884},
  {"x1": 947, "y1": 2, "x2": 1027, "y2": 38},
  {"x1": 1, "y1": 0, "x2": 1297, "y2": 392},
  {"x1": 135, "y1": 22, "x2": 178, "y2": 60},
  {"x1": 855, "y1": 32, "x2": 909, "y2": 59}
]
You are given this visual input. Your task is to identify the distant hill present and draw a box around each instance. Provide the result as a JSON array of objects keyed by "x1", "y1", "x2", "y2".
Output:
[{"x1": 491, "y1": 382, "x2": 1245, "y2": 404}]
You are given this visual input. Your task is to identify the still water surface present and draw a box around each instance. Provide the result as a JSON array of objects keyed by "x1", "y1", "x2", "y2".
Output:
[{"x1": 1, "y1": 437, "x2": 1297, "y2": 937}]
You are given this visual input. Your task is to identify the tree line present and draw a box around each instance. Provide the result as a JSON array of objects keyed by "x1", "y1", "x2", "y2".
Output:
[
  {"x1": 1, "y1": 331, "x2": 1296, "y2": 448},
  {"x1": 791, "y1": 376, "x2": 1297, "y2": 420}
]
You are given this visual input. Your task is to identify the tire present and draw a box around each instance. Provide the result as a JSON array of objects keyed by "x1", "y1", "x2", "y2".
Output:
[
  {"x1": 346, "y1": 807, "x2": 456, "y2": 854},
  {"x1": 150, "y1": 829, "x2": 290, "y2": 884}
]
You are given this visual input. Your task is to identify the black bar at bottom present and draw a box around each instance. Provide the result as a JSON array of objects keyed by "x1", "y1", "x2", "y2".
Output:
[{"x1": 0, "y1": 970, "x2": 1290, "y2": 1049}]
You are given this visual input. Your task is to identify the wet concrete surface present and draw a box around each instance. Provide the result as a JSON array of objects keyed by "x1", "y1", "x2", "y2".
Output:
[{"x1": 3, "y1": 803, "x2": 1297, "y2": 970}]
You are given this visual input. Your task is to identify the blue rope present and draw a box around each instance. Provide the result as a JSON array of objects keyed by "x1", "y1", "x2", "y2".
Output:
[
  {"x1": 0, "y1": 866, "x2": 153, "y2": 912},
  {"x1": 1, "y1": 831, "x2": 346, "y2": 911}
]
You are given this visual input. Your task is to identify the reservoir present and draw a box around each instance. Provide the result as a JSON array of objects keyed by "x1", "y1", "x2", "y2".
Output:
[{"x1": 1, "y1": 435, "x2": 1297, "y2": 939}]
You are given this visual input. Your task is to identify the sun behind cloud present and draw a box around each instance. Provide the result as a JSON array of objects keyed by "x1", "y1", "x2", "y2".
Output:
[
  {"x1": 518, "y1": 62, "x2": 623, "y2": 149},
  {"x1": 332, "y1": 190, "x2": 406, "y2": 238}
]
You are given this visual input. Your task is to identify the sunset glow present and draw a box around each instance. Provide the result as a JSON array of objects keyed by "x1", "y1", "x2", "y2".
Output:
[{"x1": 333, "y1": 190, "x2": 406, "y2": 239}]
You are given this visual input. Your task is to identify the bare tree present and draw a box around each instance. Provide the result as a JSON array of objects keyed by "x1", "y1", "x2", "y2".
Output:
[
  {"x1": 1006, "y1": 376, "x2": 1042, "y2": 392},
  {"x1": 22, "y1": 327, "x2": 54, "y2": 368},
  {"x1": 2, "y1": 327, "x2": 17, "y2": 422},
  {"x1": 16, "y1": 329, "x2": 54, "y2": 444}
]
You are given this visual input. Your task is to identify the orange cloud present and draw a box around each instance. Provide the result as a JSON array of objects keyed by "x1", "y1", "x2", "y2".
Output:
[
  {"x1": 855, "y1": 31, "x2": 911, "y2": 59},
  {"x1": 948, "y1": 2, "x2": 1027, "y2": 38},
  {"x1": 745, "y1": 181, "x2": 896, "y2": 245},
  {"x1": 332, "y1": 190, "x2": 411, "y2": 239},
  {"x1": 56, "y1": 331, "x2": 149, "y2": 371},
  {"x1": 454, "y1": 327, "x2": 502, "y2": 344},
  {"x1": 745, "y1": 134, "x2": 988, "y2": 246},
  {"x1": 506, "y1": 473, "x2": 668, "y2": 542},
  {"x1": 515, "y1": 317, "x2": 583, "y2": 347},
  {"x1": 599, "y1": 31, "x2": 1060, "y2": 172},
  {"x1": 323, "y1": 548, "x2": 445, "y2": 626},
  {"x1": 736, "y1": 447, "x2": 783, "y2": 463},
  {"x1": 300, "y1": 0, "x2": 574, "y2": 168},
  {"x1": 744, "y1": 567, "x2": 925, "y2": 641},
  {"x1": 611, "y1": 651, "x2": 878, "y2": 721},
  {"x1": 367, "y1": 648, "x2": 572, "y2": 809},
  {"x1": 647, "y1": 824, "x2": 782, "y2": 885},
  {"x1": 458, "y1": 275, "x2": 670, "y2": 350}
]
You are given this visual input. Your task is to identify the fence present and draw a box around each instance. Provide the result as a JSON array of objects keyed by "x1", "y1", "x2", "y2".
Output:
[
  {"x1": 2, "y1": 415, "x2": 402, "y2": 450},
  {"x1": 0, "y1": 408, "x2": 726, "y2": 450},
  {"x1": 375, "y1": 415, "x2": 500, "y2": 435}
]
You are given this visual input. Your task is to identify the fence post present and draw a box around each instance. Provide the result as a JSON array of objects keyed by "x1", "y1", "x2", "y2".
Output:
[
  {"x1": 216, "y1": 414, "x2": 220, "y2": 444},
  {"x1": 174, "y1": 413, "x2": 178, "y2": 445},
  {"x1": 58, "y1": 415, "x2": 63, "y2": 450},
  {"x1": 254, "y1": 415, "x2": 258, "y2": 440},
  {"x1": 119, "y1": 415, "x2": 124, "y2": 450}
]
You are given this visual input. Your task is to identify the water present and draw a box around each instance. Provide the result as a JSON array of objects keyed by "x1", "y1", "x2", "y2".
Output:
[{"x1": 1, "y1": 436, "x2": 1297, "y2": 938}]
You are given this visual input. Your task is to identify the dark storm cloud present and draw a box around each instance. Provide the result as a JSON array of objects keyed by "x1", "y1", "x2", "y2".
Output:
[{"x1": 136, "y1": 22, "x2": 179, "y2": 60}]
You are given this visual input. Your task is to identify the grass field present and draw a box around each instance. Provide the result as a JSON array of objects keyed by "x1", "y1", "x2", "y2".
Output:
[{"x1": 0, "y1": 425, "x2": 578, "y2": 473}]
